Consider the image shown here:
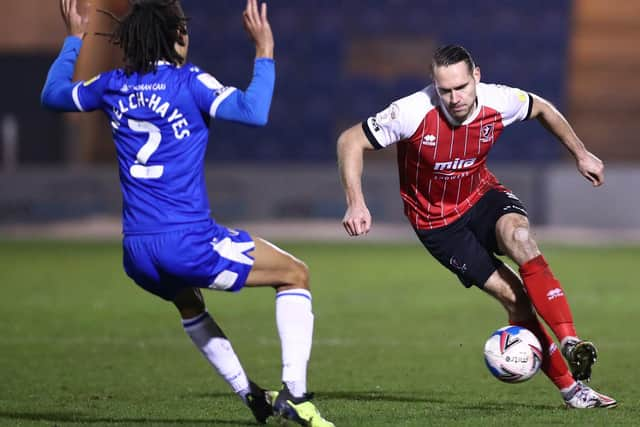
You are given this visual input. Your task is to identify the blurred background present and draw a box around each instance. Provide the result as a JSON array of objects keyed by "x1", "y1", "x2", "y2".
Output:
[{"x1": 0, "y1": 0, "x2": 638, "y2": 240}]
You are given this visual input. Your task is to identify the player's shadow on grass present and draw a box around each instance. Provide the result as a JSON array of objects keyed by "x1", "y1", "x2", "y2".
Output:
[
  {"x1": 452, "y1": 401, "x2": 553, "y2": 411},
  {"x1": 287, "y1": 391, "x2": 553, "y2": 411},
  {"x1": 194, "y1": 390, "x2": 439, "y2": 405},
  {"x1": 0, "y1": 411, "x2": 256, "y2": 426},
  {"x1": 319, "y1": 390, "x2": 444, "y2": 404},
  {"x1": 321, "y1": 391, "x2": 553, "y2": 410}
]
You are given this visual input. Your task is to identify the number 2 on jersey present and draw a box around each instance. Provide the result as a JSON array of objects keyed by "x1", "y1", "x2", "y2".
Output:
[{"x1": 129, "y1": 119, "x2": 164, "y2": 179}]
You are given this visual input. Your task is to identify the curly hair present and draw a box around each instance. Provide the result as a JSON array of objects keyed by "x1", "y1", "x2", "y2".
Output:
[{"x1": 100, "y1": 0, "x2": 188, "y2": 75}]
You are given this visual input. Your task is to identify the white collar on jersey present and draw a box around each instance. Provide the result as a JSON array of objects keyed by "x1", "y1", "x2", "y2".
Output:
[{"x1": 155, "y1": 60, "x2": 186, "y2": 69}]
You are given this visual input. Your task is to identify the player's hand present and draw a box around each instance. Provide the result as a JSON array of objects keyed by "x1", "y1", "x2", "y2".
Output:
[
  {"x1": 60, "y1": 0, "x2": 89, "y2": 39},
  {"x1": 243, "y1": 0, "x2": 274, "y2": 59},
  {"x1": 342, "y1": 204, "x2": 372, "y2": 237},
  {"x1": 576, "y1": 151, "x2": 604, "y2": 187}
]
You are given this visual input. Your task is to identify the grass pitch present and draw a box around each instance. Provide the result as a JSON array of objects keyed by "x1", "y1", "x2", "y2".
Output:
[{"x1": 0, "y1": 240, "x2": 638, "y2": 426}]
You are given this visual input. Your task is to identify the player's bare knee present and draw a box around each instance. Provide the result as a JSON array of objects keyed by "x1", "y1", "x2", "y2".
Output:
[
  {"x1": 512, "y1": 226, "x2": 529, "y2": 243},
  {"x1": 274, "y1": 258, "x2": 310, "y2": 292},
  {"x1": 512, "y1": 226, "x2": 539, "y2": 258},
  {"x1": 290, "y1": 259, "x2": 310, "y2": 290}
]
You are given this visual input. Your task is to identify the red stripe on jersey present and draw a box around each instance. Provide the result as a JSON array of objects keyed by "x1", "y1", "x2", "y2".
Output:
[{"x1": 396, "y1": 106, "x2": 506, "y2": 229}]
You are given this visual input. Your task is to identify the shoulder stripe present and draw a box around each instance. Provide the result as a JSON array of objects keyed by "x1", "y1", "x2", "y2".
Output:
[
  {"x1": 72, "y1": 82, "x2": 84, "y2": 112},
  {"x1": 525, "y1": 93, "x2": 533, "y2": 120},
  {"x1": 209, "y1": 87, "x2": 237, "y2": 117},
  {"x1": 362, "y1": 120, "x2": 383, "y2": 150}
]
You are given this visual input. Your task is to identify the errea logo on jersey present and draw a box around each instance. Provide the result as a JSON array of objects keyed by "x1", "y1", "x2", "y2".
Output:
[
  {"x1": 422, "y1": 134, "x2": 436, "y2": 146},
  {"x1": 546, "y1": 288, "x2": 564, "y2": 301},
  {"x1": 434, "y1": 157, "x2": 477, "y2": 171}
]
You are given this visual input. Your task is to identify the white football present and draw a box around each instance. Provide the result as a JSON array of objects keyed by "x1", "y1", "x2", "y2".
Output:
[{"x1": 484, "y1": 326, "x2": 543, "y2": 383}]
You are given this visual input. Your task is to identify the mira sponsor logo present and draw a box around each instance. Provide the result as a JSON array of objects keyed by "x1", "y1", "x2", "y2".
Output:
[{"x1": 433, "y1": 157, "x2": 477, "y2": 171}]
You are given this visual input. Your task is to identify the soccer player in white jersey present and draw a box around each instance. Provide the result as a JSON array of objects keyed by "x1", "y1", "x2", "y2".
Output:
[
  {"x1": 337, "y1": 44, "x2": 617, "y2": 409},
  {"x1": 41, "y1": 0, "x2": 333, "y2": 425}
]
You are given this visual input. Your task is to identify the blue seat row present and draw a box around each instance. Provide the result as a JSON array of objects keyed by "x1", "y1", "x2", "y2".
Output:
[{"x1": 185, "y1": 1, "x2": 570, "y2": 163}]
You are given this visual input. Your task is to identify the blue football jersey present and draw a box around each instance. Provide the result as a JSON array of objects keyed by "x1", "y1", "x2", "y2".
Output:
[{"x1": 42, "y1": 37, "x2": 275, "y2": 234}]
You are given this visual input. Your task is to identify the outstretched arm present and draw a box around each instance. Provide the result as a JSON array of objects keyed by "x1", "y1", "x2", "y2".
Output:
[
  {"x1": 41, "y1": 37, "x2": 84, "y2": 111},
  {"x1": 215, "y1": 0, "x2": 274, "y2": 126},
  {"x1": 529, "y1": 94, "x2": 604, "y2": 186},
  {"x1": 41, "y1": 0, "x2": 89, "y2": 111},
  {"x1": 243, "y1": 0, "x2": 274, "y2": 60},
  {"x1": 337, "y1": 124, "x2": 377, "y2": 236},
  {"x1": 60, "y1": 0, "x2": 88, "y2": 40}
]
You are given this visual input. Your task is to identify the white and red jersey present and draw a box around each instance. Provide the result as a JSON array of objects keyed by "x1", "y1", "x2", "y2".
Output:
[{"x1": 363, "y1": 82, "x2": 532, "y2": 230}]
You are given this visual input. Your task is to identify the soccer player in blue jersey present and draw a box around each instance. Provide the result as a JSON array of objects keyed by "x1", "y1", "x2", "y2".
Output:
[{"x1": 41, "y1": 1, "x2": 333, "y2": 425}]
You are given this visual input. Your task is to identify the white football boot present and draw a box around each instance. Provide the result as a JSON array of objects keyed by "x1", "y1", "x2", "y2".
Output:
[{"x1": 563, "y1": 381, "x2": 617, "y2": 409}]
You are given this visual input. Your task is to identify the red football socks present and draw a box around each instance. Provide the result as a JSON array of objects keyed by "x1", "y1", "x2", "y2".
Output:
[
  {"x1": 519, "y1": 254, "x2": 577, "y2": 342},
  {"x1": 510, "y1": 318, "x2": 575, "y2": 390}
]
